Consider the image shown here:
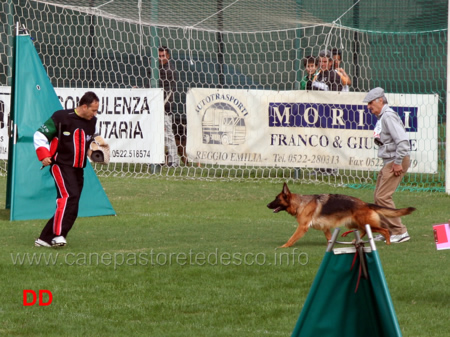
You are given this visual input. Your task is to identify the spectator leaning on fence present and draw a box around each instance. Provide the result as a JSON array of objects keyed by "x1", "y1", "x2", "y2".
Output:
[
  {"x1": 331, "y1": 47, "x2": 351, "y2": 92},
  {"x1": 363, "y1": 87, "x2": 411, "y2": 243},
  {"x1": 310, "y1": 50, "x2": 341, "y2": 176},
  {"x1": 312, "y1": 49, "x2": 343, "y2": 92},
  {"x1": 300, "y1": 55, "x2": 319, "y2": 90}
]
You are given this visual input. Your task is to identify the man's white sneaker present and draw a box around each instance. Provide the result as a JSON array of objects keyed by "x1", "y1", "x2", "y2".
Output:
[
  {"x1": 35, "y1": 239, "x2": 51, "y2": 247},
  {"x1": 373, "y1": 234, "x2": 386, "y2": 241},
  {"x1": 51, "y1": 236, "x2": 67, "y2": 247},
  {"x1": 390, "y1": 232, "x2": 410, "y2": 243}
]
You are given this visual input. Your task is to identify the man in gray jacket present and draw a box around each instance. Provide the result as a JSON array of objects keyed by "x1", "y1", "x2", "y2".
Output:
[{"x1": 363, "y1": 87, "x2": 411, "y2": 243}]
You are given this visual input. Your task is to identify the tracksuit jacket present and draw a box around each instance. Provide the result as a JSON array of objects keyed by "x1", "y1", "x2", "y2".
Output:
[{"x1": 35, "y1": 109, "x2": 97, "y2": 167}]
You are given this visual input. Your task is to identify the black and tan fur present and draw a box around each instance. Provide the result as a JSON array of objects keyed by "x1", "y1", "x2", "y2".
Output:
[{"x1": 267, "y1": 183, "x2": 416, "y2": 247}]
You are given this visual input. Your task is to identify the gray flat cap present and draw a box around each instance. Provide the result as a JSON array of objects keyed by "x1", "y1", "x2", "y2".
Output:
[
  {"x1": 318, "y1": 49, "x2": 332, "y2": 59},
  {"x1": 363, "y1": 87, "x2": 385, "y2": 103}
]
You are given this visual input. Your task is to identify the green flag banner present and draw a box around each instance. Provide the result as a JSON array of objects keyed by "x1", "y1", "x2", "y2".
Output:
[
  {"x1": 291, "y1": 250, "x2": 402, "y2": 337},
  {"x1": 6, "y1": 31, "x2": 115, "y2": 221}
]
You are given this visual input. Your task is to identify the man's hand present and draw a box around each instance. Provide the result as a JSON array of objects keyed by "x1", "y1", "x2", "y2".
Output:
[
  {"x1": 41, "y1": 157, "x2": 52, "y2": 167},
  {"x1": 391, "y1": 163, "x2": 403, "y2": 176},
  {"x1": 335, "y1": 68, "x2": 351, "y2": 86}
]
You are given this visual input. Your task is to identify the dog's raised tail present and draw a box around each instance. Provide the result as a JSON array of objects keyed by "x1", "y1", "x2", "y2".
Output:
[{"x1": 369, "y1": 204, "x2": 416, "y2": 218}]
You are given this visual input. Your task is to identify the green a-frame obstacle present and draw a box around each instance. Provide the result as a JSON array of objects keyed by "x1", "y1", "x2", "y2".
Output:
[
  {"x1": 291, "y1": 225, "x2": 402, "y2": 337},
  {"x1": 6, "y1": 24, "x2": 115, "y2": 221}
]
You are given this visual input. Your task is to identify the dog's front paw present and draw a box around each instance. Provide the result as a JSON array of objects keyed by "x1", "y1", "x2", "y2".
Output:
[{"x1": 279, "y1": 243, "x2": 292, "y2": 248}]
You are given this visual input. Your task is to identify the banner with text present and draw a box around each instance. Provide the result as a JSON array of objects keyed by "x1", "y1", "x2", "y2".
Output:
[
  {"x1": 186, "y1": 89, "x2": 438, "y2": 173},
  {"x1": 56, "y1": 88, "x2": 164, "y2": 164},
  {"x1": 0, "y1": 87, "x2": 10, "y2": 159},
  {"x1": 0, "y1": 87, "x2": 165, "y2": 163}
]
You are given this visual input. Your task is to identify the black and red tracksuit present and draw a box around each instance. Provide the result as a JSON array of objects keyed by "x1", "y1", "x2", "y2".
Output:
[{"x1": 34, "y1": 109, "x2": 97, "y2": 244}]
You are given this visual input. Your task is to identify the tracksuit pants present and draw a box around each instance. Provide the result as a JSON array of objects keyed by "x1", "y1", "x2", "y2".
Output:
[
  {"x1": 39, "y1": 164, "x2": 84, "y2": 244},
  {"x1": 374, "y1": 156, "x2": 410, "y2": 235}
]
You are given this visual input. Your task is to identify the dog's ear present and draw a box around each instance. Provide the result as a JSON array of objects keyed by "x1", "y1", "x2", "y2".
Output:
[{"x1": 282, "y1": 182, "x2": 290, "y2": 195}]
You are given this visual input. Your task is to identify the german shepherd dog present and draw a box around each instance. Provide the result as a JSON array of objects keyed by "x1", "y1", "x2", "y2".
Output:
[{"x1": 267, "y1": 183, "x2": 416, "y2": 247}]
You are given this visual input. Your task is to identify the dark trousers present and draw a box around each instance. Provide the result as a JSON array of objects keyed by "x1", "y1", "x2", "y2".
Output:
[{"x1": 39, "y1": 164, "x2": 84, "y2": 244}]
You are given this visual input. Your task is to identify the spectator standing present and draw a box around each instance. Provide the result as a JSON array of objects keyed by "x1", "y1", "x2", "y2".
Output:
[
  {"x1": 363, "y1": 87, "x2": 411, "y2": 243},
  {"x1": 158, "y1": 46, "x2": 180, "y2": 167},
  {"x1": 312, "y1": 49, "x2": 343, "y2": 92},
  {"x1": 300, "y1": 56, "x2": 319, "y2": 90},
  {"x1": 311, "y1": 50, "x2": 341, "y2": 176},
  {"x1": 331, "y1": 47, "x2": 351, "y2": 92}
]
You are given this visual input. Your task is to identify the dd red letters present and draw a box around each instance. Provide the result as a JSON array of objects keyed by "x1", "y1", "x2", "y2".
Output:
[{"x1": 23, "y1": 290, "x2": 53, "y2": 306}]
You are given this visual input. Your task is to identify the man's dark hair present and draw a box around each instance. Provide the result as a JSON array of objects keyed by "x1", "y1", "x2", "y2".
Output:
[
  {"x1": 79, "y1": 91, "x2": 99, "y2": 106},
  {"x1": 331, "y1": 48, "x2": 342, "y2": 59},
  {"x1": 159, "y1": 46, "x2": 171, "y2": 54},
  {"x1": 302, "y1": 55, "x2": 318, "y2": 68}
]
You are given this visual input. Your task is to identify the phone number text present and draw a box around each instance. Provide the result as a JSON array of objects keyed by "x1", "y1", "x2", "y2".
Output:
[
  {"x1": 111, "y1": 150, "x2": 151, "y2": 158},
  {"x1": 272, "y1": 154, "x2": 339, "y2": 164}
]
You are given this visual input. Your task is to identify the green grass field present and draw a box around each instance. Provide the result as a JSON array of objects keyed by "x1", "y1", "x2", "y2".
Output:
[{"x1": 1, "y1": 176, "x2": 450, "y2": 336}]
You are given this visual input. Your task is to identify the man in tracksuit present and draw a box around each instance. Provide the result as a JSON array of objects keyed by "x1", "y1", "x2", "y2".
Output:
[
  {"x1": 364, "y1": 87, "x2": 411, "y2": 243},
  {"x1": 34, "y1": 91, "x2": 99, "y2": 247}
]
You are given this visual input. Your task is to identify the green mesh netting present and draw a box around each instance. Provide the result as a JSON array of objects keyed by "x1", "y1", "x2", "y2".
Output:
[{"x1": 0, "y1": 0, "x2": 447, "y2": 191}]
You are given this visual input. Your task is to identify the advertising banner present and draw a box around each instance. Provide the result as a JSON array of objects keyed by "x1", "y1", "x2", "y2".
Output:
[
  {"x1": 56, "y1": 88, "x2": 165, "y2": 164},
  {"x1": 0, "y1": 86, "x2": 10, "y2": 159},
  {"x1": 0, "y1": 87, "x2": 165, "y2": 164},
  {"x1": 186, "y1": 89, "x2": 438, "y2": 173}
]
